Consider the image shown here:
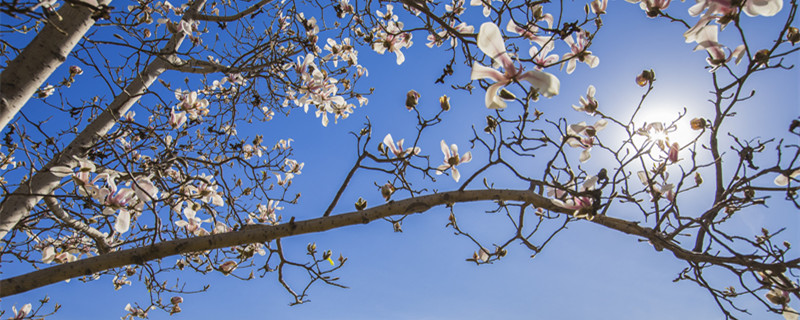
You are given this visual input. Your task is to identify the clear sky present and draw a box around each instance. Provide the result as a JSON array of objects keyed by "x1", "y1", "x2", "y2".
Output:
[{"x1": 1, "y1": 0, "x2": 799, "y2": 319}]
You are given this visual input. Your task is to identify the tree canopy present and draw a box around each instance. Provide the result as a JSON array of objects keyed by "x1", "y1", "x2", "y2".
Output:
[{"x1": 0, "y1": 0, "x2": 798, "y2": 318}]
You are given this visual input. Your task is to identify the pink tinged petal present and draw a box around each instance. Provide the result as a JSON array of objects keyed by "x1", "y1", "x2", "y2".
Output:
[
  {"x1": 542, "y1": 14, "x2": 554, "y2": 28},
  {"x1": 470, "y1": 63, "x2": 506, "y2": 82},
  {"x1": 461, "y1": 151, "x2": 472, "y2": 164},
  {"x1": 565, "y1": 59, "x2": 577, "y2": 74},
  {"x1": 594, "y1": 119, "x2": 608, "y2": 131},
  {"x1": 579, "y1": 148, "x2": 592, "y2": 162},
  {"x1": 743, "y1": 0, "x2": 782, "y2": 16},
  {"x1": 732, "y1": 44, "x2": 746, "y2": 64},
  {"x1": 451, "y1": 166, "x2": 461, "y2": 182},
  {"x1": 485, "y1": 82, "x2": 508, "y2": 109},
  {"x1": 383, "y1": 134, "x2": 397, "y2": 154},
  {"x1": 450, "y1": 143, "x2": 459, "y2": 156},
  {"x1": 519, "y1": 70, "x2": 560, "y2": 97},
  {"x1": 42, "y1": 246, "x2": 55, "y2": 263},
  {"x1": 584, "y1": 55, "x2": 600, "y2": 68},
  {"x1": 668, "y1": 143, "x2": 680, "y2": 162},
  {"x1": 637, "y1": 171, "x2": 649, "y2": 185},
  {"x1": 441, "y1": 140, "x2": 452, "y2": 159},
  {"x1": 115, "y1": 210, "x2": 131, "y2": 234},
  {"x1": 477, "y1": 23, "x2": 510, "y2": 65},
  {"x1": 394, "y1": 49, "x2": 405, "y2": 65}
]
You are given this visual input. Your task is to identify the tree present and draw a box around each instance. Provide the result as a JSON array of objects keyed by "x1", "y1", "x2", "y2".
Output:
[{"x1": 0, "y1": 0, "x2": 798, "y2": 318}]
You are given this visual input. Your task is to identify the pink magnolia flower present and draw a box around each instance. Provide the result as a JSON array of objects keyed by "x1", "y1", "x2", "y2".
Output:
[
  {"x1": 471, "y1": 22, "x2": 560, "y2": 109},
  {"x1": 436, "y1": 140, "x2": 472, "y2": 182},
  {"x1": 219, "y1": 261, "x2": 238, "y2": 275},
  {"x1": 562, "y1": 30, "x2": 599, "y2": 74},
  {"x1": 591, "y1": 0, "x2": 608, "y2": 14},
  {"x1": 692, "y1": 25, "x2": 745, "y2": 70},
  {"x1": 549, "y1": 176, "x2": 598, "y2": 219},
  {"x1": 174, "y1": 203, "x2": 210, "y2": 236},
  {"x1": 529, "y1": 38, "x2": 559, "y2": 70},
  {"x1": 470, "y1": 0, "x2": 494, "y2": 17},
  {"x1": 372, "y1": 21, "x2": 413, "y2": 65},
  {"x1": 11, "y1": 303, "x2": 31, "y2": 320},
  {"x1": 667, "y1": 142, "x2": 680, "y2": 163},
  {"x1": 627, "y1": 0, "x2": 671, "y2": 17},
  {"x1": 564, "y1": 120, "x2": 607, "y2": 162},
  {"x1": 506, "y1": 20, "x2": 548, "y2": 43},
  {"x1": 690, "y1": 0, "x2": 781, "y2": 18},
  {"x1": 383, "y1": 133, "x2": 421, "y2": 158},
  {"x1": 572, "y1": 85, "x2": 598, "y2": 115}
]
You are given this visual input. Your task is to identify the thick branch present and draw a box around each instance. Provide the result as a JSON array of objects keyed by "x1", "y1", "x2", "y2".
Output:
[
  {"x1": 2, "y1": 189, "x2": 790, "y2": 297},
  {"x1": 0, "y1": 0, "x2": 205, "y2": 241},
  {"x1": 0, "y1": 0, "x2": 106, "y2": 132}
]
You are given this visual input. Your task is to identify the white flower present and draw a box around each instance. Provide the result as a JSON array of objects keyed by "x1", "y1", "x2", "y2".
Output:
[
  {"x1": 383, "y1": 134, "x2": 421, "y2": 158},
  {"x1": 774, "y1": 169, "x2": 800, "y2": 186},
  {"x1": 471, "y1": 23, "x2": 560, "y2": 109},
  {"x1": 436, "y1": 140, "x2": 472, "y2": 182}
]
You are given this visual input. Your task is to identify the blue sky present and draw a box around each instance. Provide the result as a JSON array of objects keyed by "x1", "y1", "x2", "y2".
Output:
[{"x1": 1, "y1": 0, "x2": 799, "y2": 319}]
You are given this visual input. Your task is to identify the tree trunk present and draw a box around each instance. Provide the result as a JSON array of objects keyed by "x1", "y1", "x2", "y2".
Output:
[{"x1": 0, "y1": 0, "x2": 106, "y2": 132}]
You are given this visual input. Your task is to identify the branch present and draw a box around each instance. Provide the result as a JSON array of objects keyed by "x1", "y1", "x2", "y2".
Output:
[
  {"x1": 0, "y1": 0, "x2": 206, "y2": 241},
  {"x1": 2, "y1": 189, "x2": 791, "y2": 297},
  {"x1": 0, "y1": 0, "x2": 104, "y2": 131}
]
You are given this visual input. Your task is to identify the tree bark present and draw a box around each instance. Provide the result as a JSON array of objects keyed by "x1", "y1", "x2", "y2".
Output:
[
  {"x1": 0, "y1": 0, "x2": 106, "y2": 132},
  {"x1": 0, "y1": 1, "x2": 205, "y2": 241}
]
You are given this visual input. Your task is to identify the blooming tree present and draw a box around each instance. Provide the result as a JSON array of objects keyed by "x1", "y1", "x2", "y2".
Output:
[{"x1": 0, "y1": 0, "x2": 798, "y2": 318}]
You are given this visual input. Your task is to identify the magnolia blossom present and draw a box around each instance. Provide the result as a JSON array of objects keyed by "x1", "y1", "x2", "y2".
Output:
[
  {"x1": 470, "y1": 0, "x2": 494, "y2": 16},
  {"x1": 774, "y1": 169, "x2": 800, "y2": 186},
  {"x1": 252, "y1": 200, "x2": 282, "y2": 224},
  {"x1": 564, "y1": 120, "x2": 607, "y2": 162},
  {"x1": 372, "y1": 21, "x2": 413, "y2": 65},
  {"x1": 323, "y1": 37, "x2": 358, "y2": 67},
  {"x1": 174, "y1": 202, "x2": 210, "y2": 236},
  {"x1": 689, "y1": 0, "x2": 781, "y2": 19},
  {"x1": 590, "y1": 0, "x2": 608, "y2": 14},
  {"x1": 169, "y1": 107, "x2": 187, "y2": 128},
  {"x1": 692, "y1": 25, "x2": 745, "y2": 70},
  {"x1": 506, "y1": 20, "x2": 548, "y2": 43},
  {"x1": 219, "y1": 261, "x2": 238, "y2": 275},
  {"x1": 175, "y1": 90, "x2": 210, "y2": 120},
  {"x1": 627, "y1": 0, "x2": 671, "y2": 17},
  {"x1": 471, "y1": 22, "x2": 560, "y2": 109},
  {"x1": 383, "y1": 134, "x2": 421, "y2": 158},
  {"x1": 11, "y1": 303, "x2": 31, "y2": 320},
  {"x1": 637, "y1": 171, "x2": 675, "y2": 202},
  {"x1": 529, "y1": 38, "x2": 559, "y2": 70},
  {"x1": 426, "y1": 22, "x2": 474, "y2": 48},
  {"x1": 446, "y1": 0, "x2": 466, "y2": 15},
  {"x1": 562, "y1": 30, "x2": 599, "y2": 74},
  {"x1": 572, "y1": 85, "x2": 598, "y2": 115},
  {"x1": 549, "y1": 176, "x2": 598, "y2": 219},
  {"x1": 436, "y1": 140, "x2": 472, "y2": 182}
]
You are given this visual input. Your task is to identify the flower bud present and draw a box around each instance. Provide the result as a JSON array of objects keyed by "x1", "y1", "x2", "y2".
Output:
[
  {"x1": 307, "y1": 243, "x2": 317, "y2": 254},
  {"x1": 787, "y1": 27, "x2": 799, "y2": 45},
  {"x1": 405, "y1": 90, "x2": 420, "y2": 110},
  {"x1": 636, "y1": 69, "x2": 655, "y2": 87},
  {"x1": 171, "y1": 296, "x2": 184, "y2": 305},
  {"x1": 754, "y1": 49, "x2": 770, "y2": 66},
  {"x1": 439, "y1": 95, "x2": 451, "y2": 111},
  {"x1": 694, "y1": 172, "x2": 703, "y2": 185},
  {"x1": 380, "y1": 183, "x2": 395, "y2": 201},
  {"x1": 354, "y1": 197, "x2": 367, "y2": 211},
  {"x1": 690, "y1": 118, "x2": 706, "y2": 130},
  {"x1": 69, "y1": 66, "x2": 83, "y2": 76}
]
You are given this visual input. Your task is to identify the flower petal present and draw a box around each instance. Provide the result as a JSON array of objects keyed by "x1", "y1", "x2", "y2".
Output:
[
  {"x1": 519, "y1": 70, "x2": 560, "y2": 97},
  {"x1": 477, "y1": 22, "x2": 509, "y2": 64},
  {"x1": 485, "y1": 82, "x2": 507, "y2": 109},
  {"x1": 115, "y1": 210, "x2": 131, "y2": 234},
  {"x1": 470, "y1": 63, "x2": 505, "y2": 82}
]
